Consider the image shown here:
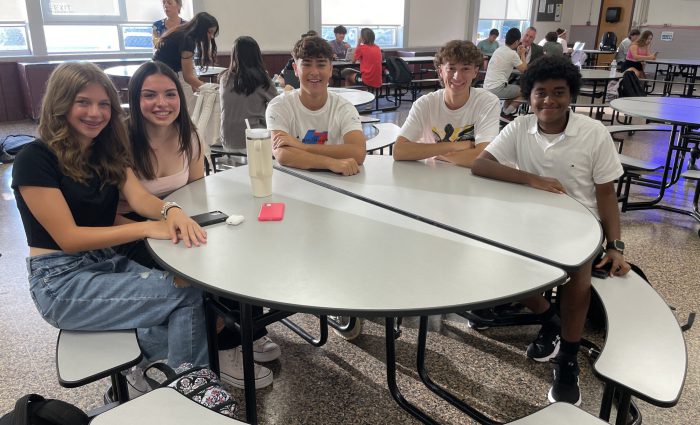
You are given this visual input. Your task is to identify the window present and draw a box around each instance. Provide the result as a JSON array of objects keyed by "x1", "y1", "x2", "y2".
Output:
[
  {"x1": 0, "y1": 0, "x2": 29, "y2": 55},
  {"x1": 2, "y1": 0, "x2": 192, "y2": 56},
  {"x1": 321, "y1": 0, "x2": 404, "y2": 48},
  {"x1": 476, "y1": 0, "x2": 532, "y2": 44}
]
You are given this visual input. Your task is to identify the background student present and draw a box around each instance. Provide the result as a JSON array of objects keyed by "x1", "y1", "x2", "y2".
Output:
[
  {"x1": 477, "y1": 28, "x2": 500, "y2": 56},
  {"x1": 622, "y1": 30, "x2": 657, "y2": 78},
  {"x1": 543, "y1": 31, "x2": 564, "y2": 56},
  {"x1": 329, "y1": 25, "x2": 351, "y2": 59},
  {"x1": 266, "y1": 36, "x2": 366, "y2": 175},
  {"x1": 483, "y1": 28, "x2": 527, "y2": 118},
  {"x1": 341, "y1": 28, "x2": 383, "y2": 89},
  {"x1": 153, "y1": 11, "x2": 219, "y2": 95},
  {"x1": 220, "y1": 36, "x2": 278, "y2": 152},
  {"x1": 616, "y1": 29, "x2": 641, "y2": 65},
  {"x1": 152, "y1": 0, "x2": 187, "y2": 47}
]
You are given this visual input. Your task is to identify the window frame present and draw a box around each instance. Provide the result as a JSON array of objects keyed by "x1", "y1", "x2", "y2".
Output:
[
  {"x1": 0, "y1": 22, "x2": 31, "y2": 56},
  {"x1": 39, "y1": 0, "x2": 127, "y2": 23}
]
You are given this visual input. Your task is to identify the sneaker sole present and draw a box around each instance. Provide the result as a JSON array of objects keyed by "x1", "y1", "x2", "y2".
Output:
[
  {"x1": 220, "y1": 370, "x2": 273, "y2": 390},
  {"x1": 254, "y1": 345, "x2": 281, "y2": 363},
  {"x1": 527, "y1": 340, "x2": 561, "y2": 363},
  {"x1": 547, "y1": 386, "x2": 581, "y2": 407},
  {"x1": 467, "y1": 320, "x2": 489, "y2": 331}
]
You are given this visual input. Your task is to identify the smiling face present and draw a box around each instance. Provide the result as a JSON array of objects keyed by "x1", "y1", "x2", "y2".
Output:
[
  {"x1": 139, "y1": 73, "x2": 180, "y2": 128},
  {"x1": 67, "y1": 83, "x2": 111, "y2": 148},
  {"x1": 335, "y1": 33, "x2": 346, "y2": 43},
  {"x1": 294, "y1": 56, "x2": 332, "y2": 96},
  {"x1": 530, "y1": 79, "x2": 571, "y2": 133},
  {"x1": 438, "y1": 62, "x2": 479, "y2": 97}
]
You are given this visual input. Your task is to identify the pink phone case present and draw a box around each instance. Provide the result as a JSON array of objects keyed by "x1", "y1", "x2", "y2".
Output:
[{"x1": 258, "y1": 203, "x2": 285, "y2": 221}]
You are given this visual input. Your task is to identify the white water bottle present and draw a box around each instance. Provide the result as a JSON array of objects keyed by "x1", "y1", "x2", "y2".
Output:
[{"x1": 610, "y1": 59, "x2": 618, "y2": 75}]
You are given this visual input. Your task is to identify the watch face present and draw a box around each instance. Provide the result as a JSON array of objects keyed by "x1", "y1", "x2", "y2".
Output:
[{"x1": 615, "y1": 240, "x2": 625, "y2": 251}]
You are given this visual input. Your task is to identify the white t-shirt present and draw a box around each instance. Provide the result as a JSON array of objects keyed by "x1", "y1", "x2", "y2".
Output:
[
  {"x1": 265, "y1": 90, "x2": 362, "y2": 145},
  {"x1": 398, "y1": 88, "x2": 500, "y2": 145},
  {"x1": 483, "y1": 46, "x2": 522, "y2": 89},
  {"x1": 485, "y1": 113, "x2": 623, "y2": 218}
]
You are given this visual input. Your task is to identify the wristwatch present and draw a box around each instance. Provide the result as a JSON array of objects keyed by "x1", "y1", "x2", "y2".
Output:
[
  {"x1": 161, "y1": 201, "x2": 181, "y2": 220},
  {"x1": 606, "y1": 240, "x2": 625, "y2": 254}
]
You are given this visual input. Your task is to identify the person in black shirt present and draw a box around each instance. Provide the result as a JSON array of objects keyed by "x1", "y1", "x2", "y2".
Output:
[
  {"x1": 12, "y1": 63, "x2": 209, "y2": 383},
  {"x1": 153, "y1": 11, "x2": 219, "y2": 93}
]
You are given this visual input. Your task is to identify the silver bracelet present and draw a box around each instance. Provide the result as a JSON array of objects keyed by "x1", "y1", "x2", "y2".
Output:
[{"x1": 161, "y1": 201, "x2": 181, "y2": 220}]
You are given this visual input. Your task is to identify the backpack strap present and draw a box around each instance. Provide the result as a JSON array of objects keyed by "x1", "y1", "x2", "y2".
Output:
[
  {"x1": 12, "y1": 394, "x2": 44, "y2": 425},
  {"x1": 33, "y1": 400, "x2": 88, "y2": 425}
]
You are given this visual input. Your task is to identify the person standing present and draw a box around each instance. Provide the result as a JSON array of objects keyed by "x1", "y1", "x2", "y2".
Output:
[{"x1": 152, "y1": 0, "x2": 187, "y2": 47}]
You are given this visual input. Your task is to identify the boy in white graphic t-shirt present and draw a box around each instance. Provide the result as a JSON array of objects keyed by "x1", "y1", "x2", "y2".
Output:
[
  {"x1": 393, "y1": 40, "x2": 500, "y2": 168},
  {"x1": 265, "y1": 36, "x2": 366, "y2": 176}
]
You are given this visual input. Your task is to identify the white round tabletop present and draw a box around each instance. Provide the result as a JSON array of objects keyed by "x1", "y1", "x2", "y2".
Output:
[
  {"x1": 147, "y1": 167, "x2": 566, "y2": 316},
  {"x1": 104, "y1": 64, "x2": 226, "y2": 78},
  {"x1": 611, "y1": 96, "x2": 700, "y2": 127},
  {"x1": 579, "y1": 69, "x2": 623, "y2": 80},
  {"x1": 328, "y1": 87, "x2": 375, "y2": 106}
]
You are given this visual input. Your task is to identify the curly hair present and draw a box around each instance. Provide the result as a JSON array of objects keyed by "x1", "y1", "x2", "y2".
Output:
[
  {"x1": 434, "y1": 40, "x2": 483, "y2": 70},
  {"x1": 291, "y1": 36, "x2": 333, "y2": 61},
  {"x1": 127, "y1": 61, "x2": 201, "y2": 181},
  {"x1": 521, "y1": 55, "x2": 581, "y2": 100},
  {"x1": 38, "y1": 62, "x2": 130, "y2": 187}
]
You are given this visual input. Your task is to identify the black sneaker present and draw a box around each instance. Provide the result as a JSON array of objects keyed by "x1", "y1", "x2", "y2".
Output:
[
  {"x1": 526, "y1": 323, "x2": 561, "y2": 362},
  {"x1": 548, "y1": 356, "x2": 581, "y2": 406}
]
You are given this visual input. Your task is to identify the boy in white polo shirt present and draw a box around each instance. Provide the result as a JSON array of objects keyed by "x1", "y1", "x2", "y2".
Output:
[
  {"x1": 266, "y1": 36, "x2": 366, "y2": 175},
  {"x1": 393, "y1": 40, "x2": 500, "y2": 168},
  {"x1": 472, "y1": 56, "x2": 631, "y2": 406}
]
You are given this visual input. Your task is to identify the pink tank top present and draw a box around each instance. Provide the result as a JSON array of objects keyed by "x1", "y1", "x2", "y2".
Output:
[
  {"x1": 117, "y1": 154, "x2": 190, "y2": 214},
  {"x1": 627, "y1": 45, "x2": 648, "y2": 61}
]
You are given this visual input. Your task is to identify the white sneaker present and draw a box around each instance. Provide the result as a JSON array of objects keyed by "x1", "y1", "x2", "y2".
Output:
[
  {"x1": 253, "y1": 336, "x2": 281, "y2": 362},
  {"x1": 218, "y1": 348, "x2": 273, "y2": 389}
]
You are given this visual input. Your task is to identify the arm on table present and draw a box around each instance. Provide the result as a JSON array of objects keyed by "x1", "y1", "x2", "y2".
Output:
[
  {"x1": 271, "y1": 130, "x2": 362, "y2": 175},
  {"x1": 436, "y1": 142, "x2": 488, "y2": 168},
  {"x1": 393, "y1": 135, "x2": 472, "y2": 161},
  {"x1": 471, "y1": 150, "x2": 566, "y2": 194}
]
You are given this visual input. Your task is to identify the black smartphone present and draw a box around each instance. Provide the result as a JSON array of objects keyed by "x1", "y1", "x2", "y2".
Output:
[
  {"x1": 592, "y1": 261, "x2": 613, "y2": 279},
  {"x1": 190, "y1": 211, "x2": 228, "y2": 227}
]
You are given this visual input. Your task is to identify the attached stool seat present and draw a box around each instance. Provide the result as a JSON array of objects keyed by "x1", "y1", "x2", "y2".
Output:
[
  {"x1": 91, "y1": 387, "x2": 245, "y2": 424},
  {"x1": 507, "y1": 402, "x2": 608, "y2": 424},
  {"x1": 56, "y1": 330, "x2": 142, "y2": 403}
]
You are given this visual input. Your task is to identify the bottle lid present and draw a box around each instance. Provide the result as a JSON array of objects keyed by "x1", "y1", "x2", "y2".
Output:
[{"x1": 245, "y1": 128, "x2": 270, "y2": 139}]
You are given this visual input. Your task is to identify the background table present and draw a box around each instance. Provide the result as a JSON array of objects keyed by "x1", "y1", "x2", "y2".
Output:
[
  {"x1": 278, "y1": 156, "x2": 602, "y2": 270},
  {"x1": 104, "y1": 64, "x2": 227, "y2": 80},
  {"x1": 611, "y1": 96, "x2": 700, "y2": 221},
  {"x1": 148, "y1": 166, "x2": 567, "y2": 424},
  {"x1": 647, "y1": 58, "x2": 700, "y2": 97}
]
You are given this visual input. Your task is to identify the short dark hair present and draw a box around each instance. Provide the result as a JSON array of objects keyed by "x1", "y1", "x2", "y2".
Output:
[
  {"x1": 292, "y1": 36, "x2": 333, "y2": 61},
  {"x1": 629, "y1": 28, "x2": 641, "y2": 37},
  {"x1": 360, "y1": 28, "x2": 375, "y2": 45},
  {"x1": 434, "y1": 40, "x2": 483, "y2": 70},
  {"x1": 301, "y1": 30, "x2": 318, "y2": 38},
  {"x1": 521, "y1": 55, "x2": 581, "y2": 99},
  {"x1": 505, "y1": 28, "x2": 521, "y2": 45},
  {"x1": 545, "y1": 31, "x2": 557, "y2": 42},
  {"x1": 334, "y1": 25, "x2": 347, "y2": 35},
  {"x1": 489, "y1": 28, "x2": 499, "y2": 37}
]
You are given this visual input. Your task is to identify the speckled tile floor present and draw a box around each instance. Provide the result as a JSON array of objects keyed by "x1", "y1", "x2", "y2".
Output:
[{"x1": 1, "y1": 99, "x2": 698, "y2": 424}]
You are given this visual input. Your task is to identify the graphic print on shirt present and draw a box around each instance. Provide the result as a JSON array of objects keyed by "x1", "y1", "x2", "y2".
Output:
[
  {"x1": 302, "y1": 129, "x2": 329, "y2": 144},
  {"x1": 432, "y1": 123, "x2": 475, "y2": 143}
]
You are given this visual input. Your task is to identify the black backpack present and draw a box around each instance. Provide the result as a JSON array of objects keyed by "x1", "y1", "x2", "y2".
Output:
[
  {"x1": 385, "y1": 57, "x2": 413, "y2": 84},
  {"x1": 0, "y1": 394, "x2": 89, "y2": 425},
  {"x1": 599, "y1": 31, "x2": 617, "y2": 51},
  {"x1": 618, "y1": 71, "x2": 646, "y2": 98}
]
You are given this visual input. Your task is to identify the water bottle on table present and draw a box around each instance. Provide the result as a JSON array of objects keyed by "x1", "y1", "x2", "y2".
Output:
[
  {"x1": 245, "y1": 128, "x2": 273, "y2": 197},
  {"x1": 610, "y1": 59, "x2": 617, "y2": 75}
]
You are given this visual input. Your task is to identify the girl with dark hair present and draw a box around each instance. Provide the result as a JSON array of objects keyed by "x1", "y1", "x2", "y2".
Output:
[
  {"x1": 11, "y1": 62, "x2": 209, "y2": 386},
  {"x1": 220, "y1": 36, "x2": 278, "y2": 151},
  {"x1": 153, "y1": 11, "x2": 219, "y2": 93}
]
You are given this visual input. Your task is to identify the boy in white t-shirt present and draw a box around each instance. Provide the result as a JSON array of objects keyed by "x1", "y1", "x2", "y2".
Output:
[
  {"x1": 472, "y1": 56, "x2": 631, "y2": 406},
  {"x1": 266, "y1": 36, "x2": 366, "y2": 175},
  {"x1": 483, "y1": 28, "x2": 528, "y2": 117},
  {"x1": 393, "y1": 40, "x2": 500, "y2": 167}
]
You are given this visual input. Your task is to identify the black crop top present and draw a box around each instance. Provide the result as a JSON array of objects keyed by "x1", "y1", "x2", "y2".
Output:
[
  {"x1": 153, "y1": 31, "x2": 196, "y2": 73},
  {"x1": 11, "y1": 141, "x2": 119, "y2": 250}
]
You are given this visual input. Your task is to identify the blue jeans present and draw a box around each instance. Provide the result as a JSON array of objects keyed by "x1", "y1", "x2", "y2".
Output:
[{"x1": 26, "y1": 249, "x2": 208, "y2": 367}]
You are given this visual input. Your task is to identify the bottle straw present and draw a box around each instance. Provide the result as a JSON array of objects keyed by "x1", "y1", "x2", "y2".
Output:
[{"x1": 245, "y1": 119, "x2": 251, "y2": 130}]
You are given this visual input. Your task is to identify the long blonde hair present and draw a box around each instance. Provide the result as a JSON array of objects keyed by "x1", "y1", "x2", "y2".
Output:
[{"x1": 38, "y1": 62, "x2": 131, "y2": 187}]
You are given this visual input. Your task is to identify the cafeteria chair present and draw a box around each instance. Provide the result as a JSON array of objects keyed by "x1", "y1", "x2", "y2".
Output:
[
  {"x1": 56, "y1": 329, "x2": 142, "y2": 408},
  {"x1": 90, "y1": 387, "x2": 245, "y2": 424}
]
